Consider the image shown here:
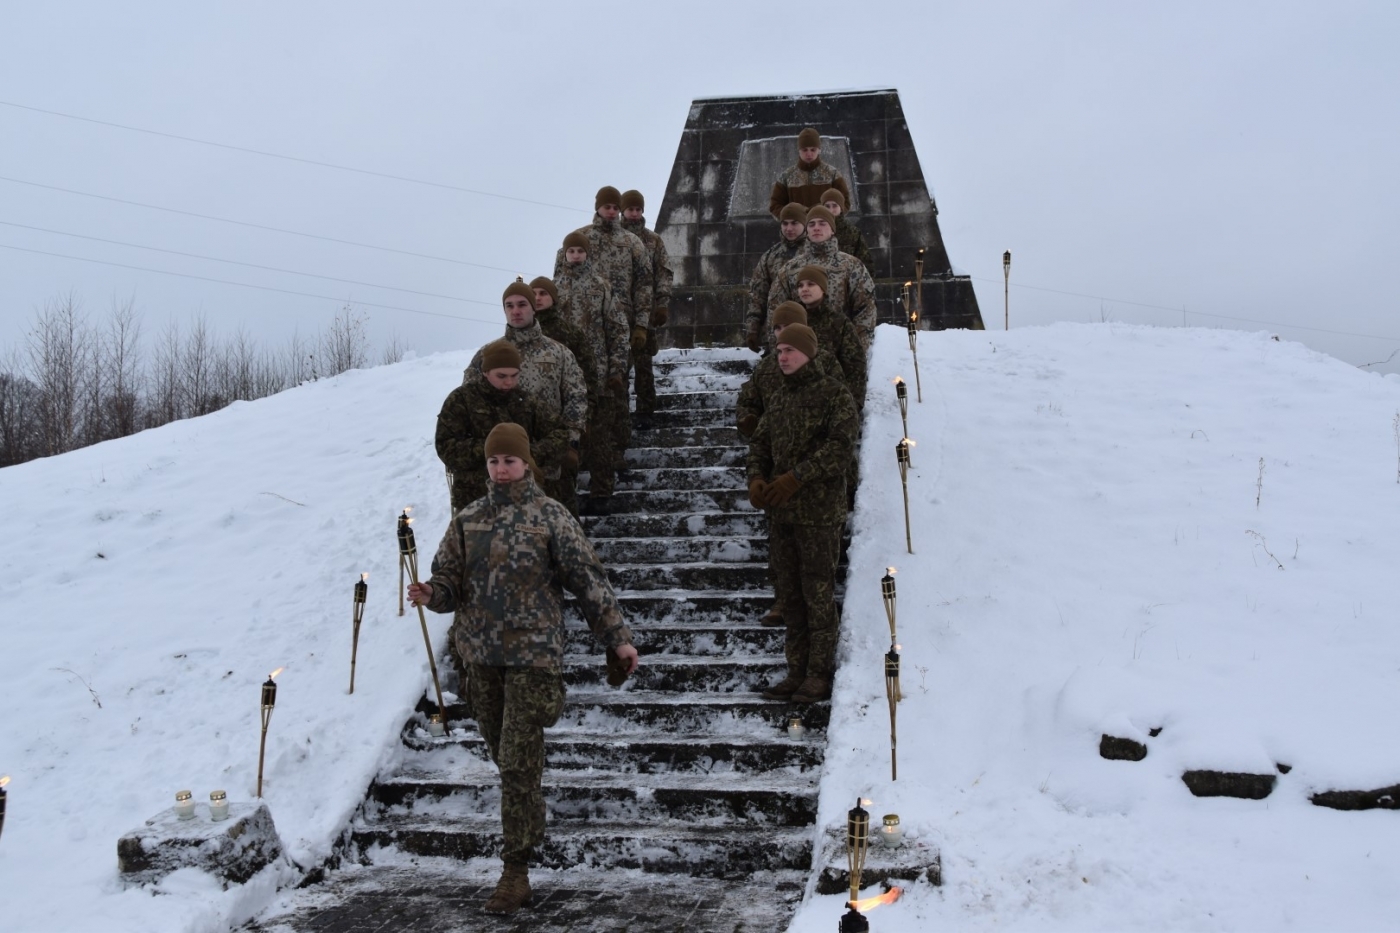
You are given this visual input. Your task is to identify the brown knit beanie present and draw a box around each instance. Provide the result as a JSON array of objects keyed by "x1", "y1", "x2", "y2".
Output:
[
  {"x1": 480, "y1": 339, "x2": 522, "y2": 372},
  {"x1": 772, "y1": 301, "x2": 808, "y2": 328},
  {"x1": 779, "y1": 202, "x2": 808, "y2": 224},
  {"x1": 621, "y1": 189, "x2": 645, "y2": 211},
  {"x1": 595, "y1": 185, "x2": 623, "y2": 211},
  {"x1": 529, "y1": 276, "x2": 558, "y2": 306},
  {"x1": 795, "y1": 264, "x2": 829, "y2": 293},
  {"x1": 777, "y1": 323, "x2": 818, "y2": 360},
  {"x1": 820, "y1": 187, "x2": 846, "y2": 211},
  {"x1": 805, "y1": 205, "x2": 836, "y2": 230},
  {"x1": 484, "y1": 422, "x2": 540, "y2": 476},
  {"x1": 563, "y1": 231, "x2": 589, "y2": 252},
  {"x1": 797, "y1": 127, "x2": 821, "y2": 149},
  {"x1": 502, "y1": 277, "x2": 535, "y2": 305}
]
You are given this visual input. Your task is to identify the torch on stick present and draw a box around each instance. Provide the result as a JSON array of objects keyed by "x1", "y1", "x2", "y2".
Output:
[
  {"x1": 398, "y1": 508, "x2": 447, "y2": 733},
  {"x1": 0, "y1": 775, "x2": 9, "y2": 842},
  {"x1": 257, "y1": 667, "x2": 283, "y2": 798},
  {"x1": 846, "y1": 797, "x2": 871, "y2": 905},
  {"x1": 885, "y1": 645, "x2": 901, "y2": 780},
  {"x1": 881, "y1": 567, "x2": 897, "y2": 643},
  {"x1": 902, "y1": 283, "x2": 923, "y2": 404},
  {"x1": 896, "y1": 439, "x2": 914, "y2": 554},
  {"x1": 893, "y1": 377, "x2": 911, "y2": 466},
  {"x1": 349, "y1": 573, "x2": 368, "y2": 694}
]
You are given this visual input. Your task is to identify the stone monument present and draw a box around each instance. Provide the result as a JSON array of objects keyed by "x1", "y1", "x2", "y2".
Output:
[{"x1": 655, "y1": 88, "x2": 984, "y2": 347}]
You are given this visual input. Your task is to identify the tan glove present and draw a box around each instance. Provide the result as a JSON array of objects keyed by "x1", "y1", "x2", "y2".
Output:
[
  {"x1": 745, "y1": 323, "x2": 762, "y2": 353},
  {"x1": 737, "y1": 413, "x2": 759, "y2": 438},
  {"x1": 605, "y1": 646, "x2": 631, "y2": 687},
  {"x1": 766, "y1": 471, "x2": 801, "y2": 506},
  {"x1": 564, "y1": 445, "x2": 580, "y2": 471},
  {"x1": 650, "y1": 306, "x2": 668, "y2": 327},
  {"x1": 747, "y1": 478, "x2": 770, "y2": 509},
  {"x1": 631, "y1": 327, "x2": 648, "y2": 353},
  {"x1": 606, "y1": 373, "x2": 625, "y2": 393}
]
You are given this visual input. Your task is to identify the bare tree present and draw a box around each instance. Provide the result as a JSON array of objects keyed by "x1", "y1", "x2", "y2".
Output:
[
  {"x1": 146, "y1": 317, "x2": 183, "y2": 428},
  {"x1": 99, "y1": 296, "x2": 144, "y2": 441},
  {"x1": 180, "y1": 314, "x2": 220, "y2": 416},
  {"x1": 319, "y1": 304, "x2": 368, "y2": 376},
  {"x1": 0, "y1": 348, "x2": 42, "y2": 466},
  {"x1": 381, "y1": 332, "x2": 407, "y2": 366},
  {"x1": 26, "y1": 293, "x2": 93, "y2": 456}
]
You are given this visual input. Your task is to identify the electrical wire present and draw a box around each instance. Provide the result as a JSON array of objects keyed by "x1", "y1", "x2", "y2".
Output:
[
  {"x1": 0, "y1": 243, "x2": 503, "y2": 326},
  {"x1": 0, "y1": 99, "x2": 584, "y2": 213},
  {"x1": 0, "y1": 218, "x2": 499, "y2": 307}
]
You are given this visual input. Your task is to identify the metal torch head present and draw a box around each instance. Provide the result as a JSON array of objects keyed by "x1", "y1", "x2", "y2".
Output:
[
  {"x1": 894, "y1": 378, "x2": 907, "y2": 403},
  {"x1": 354, "y1": 573, "x2": 368, "y2": 604},
  {"x1": 261, "y1": 668, "x2": 283, "y2": 709},
  {"x1": 0, "y1": 775, "x2": 8, "y2": 842},
  {"x1": 885, "y1": 646, "x2": 901, "y2": 681},
  {"x1": 1003, "y1": 249, "x2": 1012, "y2": 274},
  {"x1": 896, "y1": 439, "x2": 910, "y2": 468},
  {"x1": 881, "y1": 569, "x2": 896, "y2": 607},
  {"x1": 396, "y1": 509, "x2": 416, "y2": 556},
  {"x1": 839, "y1": 905, "x2": 870, "y2": 933},
  {"x1": 846, "y1": 797, "x2": 870, "y2": 857}
]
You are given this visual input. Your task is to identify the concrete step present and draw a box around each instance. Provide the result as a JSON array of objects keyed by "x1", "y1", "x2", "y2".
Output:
[
  {"x1": 582, "y1": 466, "x2": 746, "y2": 493},
  {"x1": 592, "y1": 534, "x2": 766, "y2": 565},
  {"x1": 371, "y1": 765, "x2": 818, "y2": 825},
  {"x1": 624, "y1": 445, "x2": 747, "y2": 469},
  {"x1": 605, "y1": 561, "x2": 769, "y2": 593},
  {"x1": 654, "y1": 373, "x2": 747, "y2": 394},
  {"x1": 563, "y1": 652, "x2": 783, "y2": 692},
  {"x1": 582, "y1": 488, "x2": 754, "y2": 515},
  {"x1": 400, "y1": 728, "x2": 824, "y2": 773},
  {"x1": 581, "y1": 509, "x2": 766, "y2": 539},
  {"x1": 625, "y1": 424, "x2": 743, "y2": 448},
  {"x1": 653, "y1": 390, "x2": 738, "y2": 411},
  {"x1": 564, "y1": 592, "x2": 838, "y2": 627},
  {"x1": 635, "y1": 407, "x2": 732, "y2": 429},
  {"x1": 433, "y1": 689, "x2": 830, "y2": 734},
  {"x1": 653, "y1": 355, "x2": 755, "y2": 377},
  {"x1": 351, "y1": 814, "x2": 815, "y2": 877}
]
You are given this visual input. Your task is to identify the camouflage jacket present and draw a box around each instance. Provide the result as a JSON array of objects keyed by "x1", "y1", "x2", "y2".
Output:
[
  {"x1": 534, "y1": 306, "x2": 600, "y2": 414},
  {"x1": 770, "y1": 238, "x2": 879, "y2": 350},
  {"x1": 424, "y1": 474, "x2": 633, "y2": 669},
  {"x1": 554, "y1": 215, "x2": 653, "y2": 329},
  {"x1": 435, "y1": 379, "x2": 568, "y2": 508},
  {"x1": 555, "y1": 260, "x2": 629, "y2": 385},
  {"x1": 621, "y1": 217, "x2": 674, "y2": 318},
  {"x1": 803, "y1": 298, "x2": 868, "y2": 408},
  {"x1": 745, "y1": 233, "x2": 807, "y2": 335},
  {"x1": 736, "y1": 347, "x2": 844, "y2": 436},
  {"x1": 463, "y1": 321, "x2": 588, "y2": 443},
  {"x1": 768, "y1": 159, "x2": 852, "y2": 218},
  {"x1": 833, "y1": 214, "x2": 873, "y2": 273},
  {"x1": 747, "y1": 362, "x2": 859, "y2": 526}
]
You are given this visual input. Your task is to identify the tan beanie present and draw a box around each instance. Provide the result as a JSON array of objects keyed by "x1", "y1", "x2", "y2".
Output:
[
  {"x1": 529, "y1": 276, "x2": 558, "y2": 306},
  {"x1": 820, "y1": 187, "x2": 847, "y2": 211},
  {"x1": 480, "y1": 339, "x2": 522, "y2": 372},
  {"x1": 563, "y1": 231, "x2": 589, "y2": 252},
  {"x1": 805, "y1": 205, "x2": 836, "y2": 230},
  {"x1": 797, "y1": 127, "x2": 821, "y2": 149},
  {"x1": 795, "y1": 264, "x2": 829, "y2": 293},
  {"x1": 772, "y1": 301, "x2": 808, "y2": 328},
  {"x1": 595, "y1": 185, "x2": 623, "y2": 211},
  {"x1": 777, "y1": 323, "x2": 817, "y2": 360},
  {"x1": 779, "y1": 202, "x2": 808, "y2": 224},
  {"x1": 502, "y1": 277, "x2": 535, "y2": 305},
  {"x1": 484, "y1": 422, "x2": 540, "y2": 476},
  {"x1": 621, "y1": 189, "x2": 645, "y2": 211}
]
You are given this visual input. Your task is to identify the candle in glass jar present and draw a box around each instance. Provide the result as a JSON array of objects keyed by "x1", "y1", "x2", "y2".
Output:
[
  {"x1": 174, "y1": 789, "x2": 195, "y2": 820},
  {"x1": 879, "y1": 813, "x2": 904, "y2": 847},
  {"x1": 427, "y1": 714, "x2": 446, "y2": 737},
  {"x1": 209, "y1": 790, "x2": 229, "y2": 822},
  {"x1": 786, "y1": 715, "x2": 806, "y2": 740}
]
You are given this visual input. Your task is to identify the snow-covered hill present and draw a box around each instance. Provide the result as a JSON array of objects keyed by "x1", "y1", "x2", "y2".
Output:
[{"x1": 2, "y1": 324, "x2": 1399, "y2": 932}]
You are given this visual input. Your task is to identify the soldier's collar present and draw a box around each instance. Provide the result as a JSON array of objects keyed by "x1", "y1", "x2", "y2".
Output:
[{"x1": 508, "y1": 321, "x2": 543, "y2": 343}]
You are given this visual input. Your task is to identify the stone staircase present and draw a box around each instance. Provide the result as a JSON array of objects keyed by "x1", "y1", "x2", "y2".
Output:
[{"x1": 247, "y1": 348, "x2": 834, "y2": 933}]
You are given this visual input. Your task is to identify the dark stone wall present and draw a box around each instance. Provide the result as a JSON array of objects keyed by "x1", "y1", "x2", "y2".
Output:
[{"x1": 656, "y1": 89, "x2": 984, "y2": 347}]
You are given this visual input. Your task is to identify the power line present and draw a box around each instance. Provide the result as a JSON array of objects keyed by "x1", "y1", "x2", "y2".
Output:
[
  {"x1": 0, "y1": 218, "x2": 500, "y2": 307},
  {"x1": 0, "y1": 242, "x2": 504, "y2": 326},
  {"x1": 0, "y1": 99, "x2": 584, "y2": 213},
  {"x1": 0, "y1": 174, "x2": 522, "y2": 274}
]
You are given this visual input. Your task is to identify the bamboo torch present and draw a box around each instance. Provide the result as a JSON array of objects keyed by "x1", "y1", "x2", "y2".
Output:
[
  {"x1": 896, "y1": 439, "x2": 913, "y2": 554},
  {"x1": 903, "y1": 283, "x2": 923, "y2": 403},
  {"x1": 349, "y1": 573, "x2": 368, "y2": 694},
  {"x1": 398, "y1": 508, "x2": 447, "y2": 735},
  {"x1": 885, "y1": 645, "x2": 901, "y2": 781},
  {"x1": 256, "y1": 667, "x2": 283, "y2": 798},
  {"x1": 846, "y1": 797, "x2": 871, "y2": 905}
]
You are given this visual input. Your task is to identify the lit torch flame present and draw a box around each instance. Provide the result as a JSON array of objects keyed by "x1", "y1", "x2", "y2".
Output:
[
  {"x1": 268, "y1": 667, "x2": 285, "y2": 680},
  {"x1": 851, "y1": 887, "x2": 903, "y2": 912},
  {"x1": 902, "y1": 438, "x2": 918, "y2": 448},
  {"x1": 892, "y1": 376, "x2": 904, "y2": 385},
  {"x1": 361, "y1": 572, "x2": 369, "y2": 583},
  {"x1": 886, "y1": 566, "x2": 897, "y2": 576},
  {"x1": 0, "y1": 775, "x2": 10, "y2": 789}
]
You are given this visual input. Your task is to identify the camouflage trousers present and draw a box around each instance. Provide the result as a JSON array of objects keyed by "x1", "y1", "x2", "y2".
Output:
[
  {"x1": 468, "y1": 664, "x2": 566, "y2": 867},
  {"x1": 586, "y1": 386, "x2": 625, "y2": 496},
  {"x1": 770, "y1": 521, "x2": 842, "y2": 679},
  {"x1": 608, "y1": 373, "x2": 633, "y2": 471},
  {"x1": 549, "y1": 464, "x2": 580, "y2": 517},
  {"x1": 631, "y1": 328, "x2": 659, "y2": 415}
]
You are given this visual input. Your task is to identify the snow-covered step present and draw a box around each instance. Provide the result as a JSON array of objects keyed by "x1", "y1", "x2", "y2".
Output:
[
  {"x1": 561, "y1": 652, "x2": 783, "y2": 692},
  {"x1": 565, "y1": 592, "x2": 840, "y2": 626},
  {"x1": 591, "y1": 534, "x2": 766, "y2": 565},
  {"x1": 564, "y1": 621, "x2": 782, "y2": 658},
  {"x1": 622, "y1": 424, "x2": 742, "y2": 448},
  {"x1": 433, "y1": 689, "x2": 830, "y2": 734},
  {"x1": 652, "y1": 356, "x2": 754, "y2": 377},
  {"x1": 351, "y1": 814, "x2": 816, "y2": 877},
  {"x1": 624, "y1": 444, "x2": 747, "y2": 469},
  {"x1": 604, "y1": 561, "x2": 769, "y2": 593},
  {"x1": 653, "y1": 372, "x2": 747, "y2": 393},
  {"x1": 581, "y1": 509, "x2": 766, "y2": 539},
  {"x1": 634, "y1": 407, "x2": 732, "y2": 428},
  {"x1": 582, "y1": 487, "x2": 755, "y2": 515},
  {"x1": 583, "y1": 465, "x2": 747, "y2": 493},
  {"x1": 652, "y1": 390, "x2": 739, "y2": 411}
]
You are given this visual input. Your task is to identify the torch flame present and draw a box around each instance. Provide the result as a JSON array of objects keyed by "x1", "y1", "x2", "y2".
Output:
[
  {"x1": 894, "y1": 643, "x2": 902, "y2": 651},
  {"x1": 860, "y1": 797, "x2": 873, "y2": 806},
  {"x1": 892, "y1": 376, "x2": 904, "y2": 384},
  {"x1": 886, "y1": 566, "x2": 897, "y2": 575},
  {"x1": 901, "y1": 438, "x2": 918, "y2": 448},
  {"x1": 0, "y1": 775, "x2": 9, "y2": 789},
  {"x1": 361, "y1": 572, "x2": 369, "y2": 583},
  {"x1": 851, "y1": 887, "x2": 903, "y2": 912},
  {"x1": 403, "y1": 506, "x2": 413, "y2": 514},
  {"x1": 269, "y1": 667, "x2": 285, "y2": 680},
  {"x1": 904, "y1": 281, "x2": 913, "y2": 288}
]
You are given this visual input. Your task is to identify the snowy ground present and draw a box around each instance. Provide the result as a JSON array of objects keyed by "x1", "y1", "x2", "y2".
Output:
[{"x1": 2, "y1": 325, "x2": 1399, "y2": 932}]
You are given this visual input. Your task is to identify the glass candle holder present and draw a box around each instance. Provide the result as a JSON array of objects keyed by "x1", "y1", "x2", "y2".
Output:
[
  {"x1": 427, "y1": 714, "x2": 446, "y2": 737},
  {"x1": 786, "y1": 715, "x2": 806, "y2": 740},
  {"x1": 174, "y1": 789, "x2": 195, "y2": 821},
  {"x1": 879, "y1": 813, "x2": 904, "y2": 847},
  {"x1": 209, "y1": 790, "x2": 229, "y2": 822}
]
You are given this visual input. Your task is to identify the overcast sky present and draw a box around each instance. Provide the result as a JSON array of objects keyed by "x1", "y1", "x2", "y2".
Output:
[{"x1": 3, "y1": 2, "x2": 1398, "y2": 372}]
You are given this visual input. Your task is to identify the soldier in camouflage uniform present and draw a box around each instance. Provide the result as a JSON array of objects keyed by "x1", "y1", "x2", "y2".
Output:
[
  {"x1": 554, "y1": 233, "x2": 630, "y2": 497},
  {"x1": 553, "y1": 186, "x2": 653, "y2": 455},
  {"x1": 770, "y1": 205, "x2": 879, "y2": 349},
  {"x1": 435, "y1": 339, "x2": 568, "y2": 514},
  {"x1": 529, "y1": 275, "x2": 599, "y2": 514},
  {"x1": 788, "y1": 265, "x2": 867, "y2": 410},
  {"x1": 620, "y1": 189, "x2": 672, "y2": 428},
  {"x1": 736, "y1": 301, "x2": 848, "y2": 629},
  {"x1": 820, "y1": 187, "x2": 873, "y2": 274},
  {"x1": 744, "y1": 202, "x2": 809, "y2": 352},
  {"x1": 463, "y1": 281, "x2": 589, "y2": 512},
  {"x1": 768, "y1": 127, "x2": 853, "y2": 218},
  {"x1": 746, "y1": 325, "x2": 858, "y2": 705},
  {"x1": 410, "y1": 423, "x2": 639, "y2": 916}
]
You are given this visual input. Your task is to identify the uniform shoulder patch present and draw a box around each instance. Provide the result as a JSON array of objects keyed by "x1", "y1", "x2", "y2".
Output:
[{"x1": 460, "y1": 521, "x2": 493, "y2": 531}]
